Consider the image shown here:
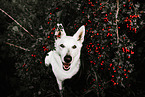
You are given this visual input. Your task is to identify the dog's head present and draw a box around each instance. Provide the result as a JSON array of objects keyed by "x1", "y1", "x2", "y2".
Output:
[{"x1": 54, "y1": 24, "x2": 85, "y2": 71}]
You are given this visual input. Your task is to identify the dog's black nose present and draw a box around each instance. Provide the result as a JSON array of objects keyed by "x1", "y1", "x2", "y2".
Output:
[{"x1": 64, "y1": 55, "x2": 72, "y2": 63}]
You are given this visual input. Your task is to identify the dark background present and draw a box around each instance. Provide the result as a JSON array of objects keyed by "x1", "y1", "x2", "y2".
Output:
[{"x1": 0, "y1": 0, "x2": 145, "y2": 97}]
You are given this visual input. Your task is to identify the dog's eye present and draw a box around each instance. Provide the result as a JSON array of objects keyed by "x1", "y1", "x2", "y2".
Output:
[
  {"x1": 60, "y1": 44, "x2": 65, "y2": 48},
  {"x1": 72, "y1": 45, "x2": 77, "y2": 49}
]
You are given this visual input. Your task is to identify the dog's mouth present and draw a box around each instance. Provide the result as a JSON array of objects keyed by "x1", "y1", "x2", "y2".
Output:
[{"x1": 63, "y1": 62, "x2": 71, "y2": 71}]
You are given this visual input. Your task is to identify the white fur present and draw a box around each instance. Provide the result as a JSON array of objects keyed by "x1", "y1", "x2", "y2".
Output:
[{"x1": 45, "y1": 24, "x2": 85, "y2": 91}]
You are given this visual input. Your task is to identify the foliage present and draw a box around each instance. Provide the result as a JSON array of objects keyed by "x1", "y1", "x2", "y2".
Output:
[{"x1": 0, "y1": 0, "x2": 145, "y2": 97}]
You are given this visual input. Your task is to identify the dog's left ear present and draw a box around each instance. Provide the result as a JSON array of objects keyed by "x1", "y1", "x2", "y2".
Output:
[
  {"x1": 55, "y1": 23, "x2": 66, "y2": 39},
  {"x1": 73, "y1": 25, "x2": 85, "y2": 43}
]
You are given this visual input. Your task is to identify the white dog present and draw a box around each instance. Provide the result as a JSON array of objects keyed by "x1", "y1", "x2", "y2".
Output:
[{"x1": 45, "y1": 23, "x2": 85, "y2": 96}]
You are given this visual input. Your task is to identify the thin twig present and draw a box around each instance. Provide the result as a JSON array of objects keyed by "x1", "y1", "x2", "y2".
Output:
[
  {"x1": 5, "y1": 42, "x2": 30, "y2": 51},
  {"x1": 91, "y1": 67, "x2": 98, "y2": 83},
  {"x1": 0, "y1": 8, "x2": 34, "y2": 38},
  {"x1": 116, "y1": 0, "x2": 119, "y2": 44}
]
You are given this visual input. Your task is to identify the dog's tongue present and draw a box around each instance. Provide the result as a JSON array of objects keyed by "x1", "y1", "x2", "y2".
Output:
[
  {"x1": 64, "y1": 63, "x2": 69, "y2": 68},
  {"x1": 63, "y1": 63, "x2": 70, "y2": 70}
]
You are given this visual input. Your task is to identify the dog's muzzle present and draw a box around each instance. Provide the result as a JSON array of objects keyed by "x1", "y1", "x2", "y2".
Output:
[{"x1": 63, "y1": 55, "x2": 72, "y2": 71}]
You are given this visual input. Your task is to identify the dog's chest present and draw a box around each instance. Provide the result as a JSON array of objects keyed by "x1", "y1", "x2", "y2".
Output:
[{"x1": 52, "y1": 61, "x2": 80, "y2": 81}]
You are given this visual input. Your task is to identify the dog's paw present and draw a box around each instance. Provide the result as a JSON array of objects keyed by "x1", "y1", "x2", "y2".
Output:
[
  {"x1": 45, "y1": 52, "x2": 52, "y2": 67},
  {"x1": 45, "y1": 51, "x2": 56, "y2": 67}
]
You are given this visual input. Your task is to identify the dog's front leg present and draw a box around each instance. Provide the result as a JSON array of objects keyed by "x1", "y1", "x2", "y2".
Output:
[
  {"x1": 56, "y1": 79, "x2": 64, "y2": 97},
  {"x1": 45, "y1": 51, "x2": 54, "y2": 67}
]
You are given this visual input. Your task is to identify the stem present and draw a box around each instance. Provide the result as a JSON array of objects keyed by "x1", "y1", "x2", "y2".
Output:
[
  {"x1": 116, "y1": 0, "x2": 119, "y2": 44},
  {"x1": 0, "y1": 8, "x2": 34, "y2": 38},
  {"x1": 5, "y1": 42, "x2": 30, "y2": 51}
]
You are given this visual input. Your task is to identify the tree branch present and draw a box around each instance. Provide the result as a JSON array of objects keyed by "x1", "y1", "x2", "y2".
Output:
[
  {"x1": 116, "y1": 0, "x2": 119, "y2": 44},
  {"x1": 5, "y1": 42, "x2": 30, "y2": 51},
  {"x1": 0, "y1": 8, "x2": 34, "y2": 38}
]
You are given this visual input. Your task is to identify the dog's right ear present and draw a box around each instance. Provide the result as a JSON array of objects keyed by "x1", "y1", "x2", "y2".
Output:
[{"x1": 55, "y1": 23, "x2": 66, "y2": 39}]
